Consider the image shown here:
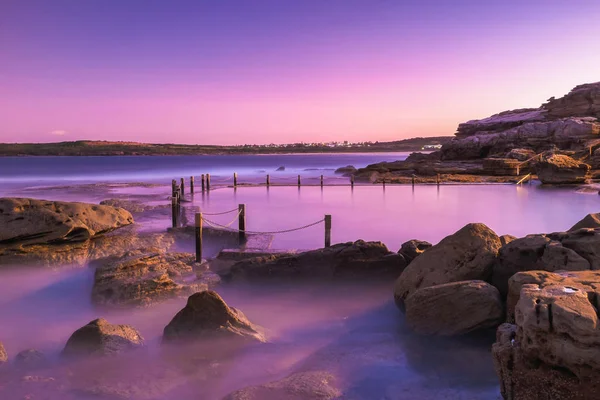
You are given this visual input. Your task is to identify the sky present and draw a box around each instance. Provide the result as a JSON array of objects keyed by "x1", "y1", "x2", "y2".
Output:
[{"x1": 1, "y1": 0, "x2": 599, "y2": 145}]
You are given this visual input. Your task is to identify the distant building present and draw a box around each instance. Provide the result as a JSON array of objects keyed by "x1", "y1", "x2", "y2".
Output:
[{"x1": 422, "y1": 144, "x2": 443, "y2": 150}]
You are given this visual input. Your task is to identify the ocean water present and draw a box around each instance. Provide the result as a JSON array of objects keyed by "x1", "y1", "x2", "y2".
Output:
[{"x1": 0, "y1": 153, "x2": 597, "y2": 399}]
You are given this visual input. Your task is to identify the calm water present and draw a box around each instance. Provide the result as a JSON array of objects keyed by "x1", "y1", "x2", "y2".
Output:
[{"x1": 1, "y1": 153, "x2": 597, "y2": 399}]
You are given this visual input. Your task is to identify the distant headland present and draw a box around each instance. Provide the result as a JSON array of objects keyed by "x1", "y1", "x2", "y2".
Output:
[{"x1": 0, "y1": 137, "x2": 451, "y2": 157}]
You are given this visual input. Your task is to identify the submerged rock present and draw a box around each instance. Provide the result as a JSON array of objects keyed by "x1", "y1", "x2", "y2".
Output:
[
  {"x1": 405, "y1": 280, "x2": 503, "y2": 336},
  {"x1": 223, "y1": 371, "x2": 341, "y2": 400},
  {"x1": 14, "y1": 349, "x2": 47, "y2": 369},
  {"x1": 394, "y1": 223, "x2": 501, "y2": 309},
  {"x1": 334, "y1": 165, "x2": 356, "y2": 175},
  {"x1": 224, "y1": 240, "x2": 406, "y2": 281},
  {"x1": 535, "y1": 154, "x2": 590, "y2": 184},
  {"x1": 492, "y1": 281, "x2": 600, "y2": 399},
  {"x1": 92, "y1": 249, "x2": 218, "y2": 307},
  {"x1": 163, "y1": 291, "x2": 266, "y2": 344},
  {"x1": 397, "y1": 239, "x2": 432, "y2": 264},
  {"x1": 0, "y1": 197, "x2": 133, "y2": 246},
  {"x1": 276, "y1": 166, "x2": 285, "y2": 171},
  {"x1": 492, "y1": 235, "x2": 590, "y2": 297},
  {"x1": 0, "y1": 341, "x2": 7, "y2": 364},
  {"x1": 63, "y1": 318, "x2": 144, "y2": 357}
]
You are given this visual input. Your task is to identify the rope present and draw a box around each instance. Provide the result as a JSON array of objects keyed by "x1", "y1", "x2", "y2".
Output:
[
  {"x1": 202, "y1": 209, "x2": 243, "y2": 229},
  {"x1": 201, "y1": 216, "x2": 325, "y2": 235},
  {"x1": 200, "y1": 207, "x2": 240, "y2": 216}
]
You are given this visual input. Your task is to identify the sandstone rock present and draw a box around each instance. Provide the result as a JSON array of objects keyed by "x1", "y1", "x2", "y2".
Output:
[
  {"x1": 404, "y1": 280, "x2": 503, "y2": 335},
  {"x1": 0, "y1": 198, "x2": 133, "y2": 246},
  {"x1": 482, "y1": 158, "x2": 522, "y2": 176},
  {"x1": 535, "y1": 154, "x2": 590, "y2": 184},
  {"x1": 398, "y1": 239, "x2": 432, "y2": 263},
  {"x1": 99, "y1": 199, "x2": 153, "y2": 213},
  {"x1": 0, "y1": 230, "x2": 175, "y2": 267},
  {"x1": 225, "y1": 240, "x2": 405, "y2": 281},
  {"x1": 393, "y1": 223, "x2": 501, "y2": 309},
  {"x1": 405, "y1": 151, "x2": 442, "y2": 162},
  {"x1": 506, "y1": 270, "x2": 600, "y2": 323},
  {"x1": 500, "y1": 235, "x2": 516, "y2": 246},
  {"x1": 92, "y1": 249, "x2": 218, "y2": 308},
  {"x1": 559, "y1": 228, "x2": 600, "y2": 270},
  {"x1": 0, "y1": 341, "x2": 7, "y2": 364},
  {"x1": 569, "y1": 213, "x2": 600, "y2": 231},
  {"x1": 493, "y1": 281, "x2": 600, "y2": 400},
  {"x1": 63, "y1": 318, "x2": 144, "y2": 357},
  {"x1": 14, "y1": 349, "x2": 46, "y2": 369},
  {"x1": 162, "y1": 291, "x2": 265, "y2": 343},
  {"x1": 492, "y1": 235, "x2": 590, "y2": 297},
  {"x1": 544, "y1": 81, "x2": 600, "y2": 118},
  {"x1": 223, "y1": 371, "x2": 341, "y2": 400},
  {"x1": 505, "y1": 148, "x2": 536, "y2": 162},
  {"x1": 456, "y1": 108, "x2": 547, "y2": 138},
  {"x1": 334, "y1": 165, "x2": 356, "y2": 175}
]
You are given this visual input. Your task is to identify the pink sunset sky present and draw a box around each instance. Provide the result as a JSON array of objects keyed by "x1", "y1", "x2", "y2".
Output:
[{"x1": 1, "y1": 0, "x2": 599, "y2": 145}]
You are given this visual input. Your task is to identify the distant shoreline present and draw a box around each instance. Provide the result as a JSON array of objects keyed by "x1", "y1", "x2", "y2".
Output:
[{"x1": 0, "y1": 137, "x2": 451, "y2": 157}]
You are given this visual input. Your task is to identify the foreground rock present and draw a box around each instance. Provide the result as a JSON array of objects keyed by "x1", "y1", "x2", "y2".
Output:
[
  {"x1": 0, "y1": 341, "x2": 6, "y2": 364},
  {"x1": 163, "y1": 291, "x2": 266, "y2": 343},
  {"x1": 0, "y1": 198, "x2": 133, "y2": 246},
  {"x1": 535, "y1": 154, "x2": 590, "y2": 184},
  {"x1": 92, "y1": 249, "x2": 218, "y2": 307},
  {"x1": 405, "y1": 280, "x2": 503, "y2": 335},
  {"x1": 505, "y1": 270, "x2": 600, "y2": 323},
  {"x1": 394, "y1": 223, "x2": 501, "y2": 309},
  {"x1": 63, "y1": 318, "x2": 144, "y2": 357},
  {"x1": 569, "y1": 212, "x2": 600, "y2": 231},
  {"x1": 398, "y1": 239, "x2": 431, "y2": 264},
  {"x1": 223, "y1": 371, "x2": 341, "y2": 400},
  {"x1": 225, "y1": 240, "x2": 406, "y2": 281},
  {"x1": 493, "y1": 280, "x2": 600, "y2": 399},
  {"x1": 492, "y1": 235, "x2": 591, "y2": 297}
]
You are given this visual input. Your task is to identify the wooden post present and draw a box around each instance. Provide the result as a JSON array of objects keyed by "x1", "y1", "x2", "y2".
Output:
[
  {"x1": 171, "y1": 179, "x2": 177, "y2": 198},
  {"x1": 590, "y1": 146, "x2": 593, "y2": 157},
  {"x1": 324, "y1": 214, "x2": 332, "y2": 248},
  {"x1": 238, "y1": 204, "x2": 246, "y2": 243},
  {"x1": 233, "y1": 172, "x2": 237, "y2": 187},
  {"x1": 320, "y1": 175, "x2": 324, "y2": 187},
  {"x1": 201, "y1": 174, "x2": 205, "y2": 192},
  {"x1": 382, "y1": 178, "x2": 386, "y2": 188},
  {"x1": 266, "y1": 174, "x2": 270, "y2": 186},
  {"x1": 297, "y1": 175, "x2": 301, "y2": 187},
  {"x1": 516, "y1": 165, "x2": 520, "y2": 176},
  {"x1": 350, "y1": 175, "x2": 355, "y2": 187},
  {"x1": 412, "y1": 175, "x2": 416, "y2": 186},
  {"x1": 436, "y1": 174, "x2": 440, "y2": 186},
  {"x1": 195, "y1": 213, "x2": 202, "y2": 262},
  {"x1": 190, "y1": 176, "x2": 194, "y2": 194},
  {"x1": 180, "y1": 178, "x2": 185, "y2": 196},
  {"x1": 206, "y1": 173, "x2": 211, "y2": 191},
  {"x1": 171, "y1": 196, "x2": 178, "y2": 228}
]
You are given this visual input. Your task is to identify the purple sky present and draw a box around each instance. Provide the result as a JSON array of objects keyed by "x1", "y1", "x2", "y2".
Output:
[{"x1": 1, "y1": 0, "x2": 599, "y2": 144}]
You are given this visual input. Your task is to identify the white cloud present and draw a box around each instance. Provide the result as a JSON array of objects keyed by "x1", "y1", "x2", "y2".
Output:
[{"x1": 50, "y1": 130, "x2": 67, "y2": 136}]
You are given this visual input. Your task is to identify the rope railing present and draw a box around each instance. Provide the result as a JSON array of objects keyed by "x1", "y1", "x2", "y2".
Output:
[
  {"x1": 200, "y1": 207, "x2": 240, "y2": 216},
  {"x1": 201, "y1": 215, "x2": 325, "y2": 235}
]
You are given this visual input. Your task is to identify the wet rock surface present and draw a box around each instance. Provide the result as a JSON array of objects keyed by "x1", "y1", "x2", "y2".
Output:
[
  {"x1": 0, "y1": 197, "x2": 133, "y2": 246},
  {"x1": 163, "y1": 291, "x2": 266, "y2": 344},
  {"x1": 224, "y1": 240, "x2": 406, "y2": 281},
  {"x1": 92, "y1": 249, "x2": 219, "y2": 307},
  {"x1": 493, "y1": 278, "x2": 600, "y2": 400},
  {"x1": 394, "y1": 223, "x2": 501, "y2": 309},
  {"x1": 397, "y1": 239, "x2": 431, "y2": 264},
  {"x1": 63, "y1": 318, "x2": 144, "y2": 357},
  {"x1": 223, "y1": 371, "x2": 342, "y2": 400},
  {"x1": 405, "y1": 280, "x2": 503, "y2": 335}
]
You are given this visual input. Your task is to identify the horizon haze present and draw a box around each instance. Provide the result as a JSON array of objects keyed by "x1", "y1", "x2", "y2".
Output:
[{"x1": 1, "y1": 0, "x2": 599, "y2": 145}]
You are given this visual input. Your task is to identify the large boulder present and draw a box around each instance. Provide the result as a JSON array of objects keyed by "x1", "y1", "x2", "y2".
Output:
[
  {"x1": 559, "y1": 228, "x2": 600, "y2": 270},
  {"x1": 0, "y1": 198, "x2": 133, "y2": 246},
  {"x1": 492, "y1": 282, "x2": 600, "y2": 399},
  {"x1": 393, "y1": 223, "x2": 501, "y2": 309},
  {"x1": 14, "y1": 349, "x2": 47, "y2": 369},
  {"x1": 569, "y1": 213, "x2": 600, "y2": 231},
  {"x1": 162, "y1": 291, "x2": 266, "y2": 344},
  {"x1": 544, "y1": 81, "x2": 600, "y2": 118},
  {"x1": 535, "y1": 154, "x2": 590, "y2": 184},
  {"x1": 404, "y1": 280, "x2": 503, "y2": 335},
  {"x1": 398, "y1": 239, "x2": 432, "y2": 264},
  {"x1": 92, "y1": 249, "x2": 218, "y2": 307},
  {"x1": 224, "y1": 240, "x2": 406, "y2": 281},
  {"x1": 223, "y1": 371, "x2": 341, "y2": 400},
  {"x1": 0, "y1": 341, "x2": 7, "y2": 364},
  {"x1": 492, "y1": 235, "x2": 590, "y2": 297},
  {"x1": 506, "y1": 270, "x2": 600, "y2": 323},
  {"x1": 62, "y1": 318, "x2": 144, "y2": 357},
  {"x1": 334, "y1": 165, "x2": 356, "y2": 175}
]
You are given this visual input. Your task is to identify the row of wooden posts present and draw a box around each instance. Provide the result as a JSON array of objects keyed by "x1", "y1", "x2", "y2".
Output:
[{"x1": 191, "y1": 205, "x2": 332, "y2": 262}]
